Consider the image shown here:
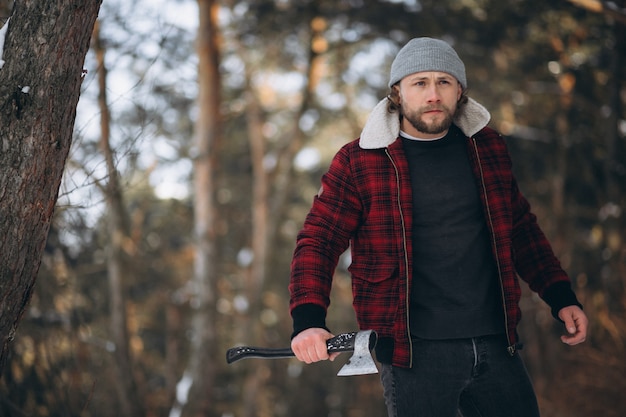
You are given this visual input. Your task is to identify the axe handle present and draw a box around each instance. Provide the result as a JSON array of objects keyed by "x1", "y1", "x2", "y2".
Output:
[
  {"x1": 226, "y1": 331, "x2": 371, "y2": 364},
  {"x1": 226, "y1": 346, "x2": 295, "y2": 363}
]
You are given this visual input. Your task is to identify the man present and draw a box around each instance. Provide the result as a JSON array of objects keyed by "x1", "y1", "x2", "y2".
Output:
[{"x1": 288, "y1": 37, "x2": 588, "y2": 417}]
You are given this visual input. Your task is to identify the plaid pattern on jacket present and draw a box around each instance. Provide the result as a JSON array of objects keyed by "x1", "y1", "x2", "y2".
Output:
[{"x1": 289, "y1": 125, "x2": 580, "y2": 368}]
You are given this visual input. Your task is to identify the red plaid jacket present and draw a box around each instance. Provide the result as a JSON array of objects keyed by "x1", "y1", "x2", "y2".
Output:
[{"x1": 289, "y1": 122, "x2": 580, "y2": 368}]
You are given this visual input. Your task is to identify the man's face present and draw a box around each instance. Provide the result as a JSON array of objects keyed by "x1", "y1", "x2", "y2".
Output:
[{"x1": 397, "y1": 71, "x2": 463, "y2": 139}]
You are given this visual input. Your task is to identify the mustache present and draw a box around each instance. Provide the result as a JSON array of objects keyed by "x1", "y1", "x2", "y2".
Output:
[{"x1": 420, "y1": 105, "x2": 448, "y2": 112}]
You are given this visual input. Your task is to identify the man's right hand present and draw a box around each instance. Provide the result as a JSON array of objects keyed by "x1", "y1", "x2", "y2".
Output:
[{"x1": 291, "y1": 327, "x2": 341, "y2": 363}]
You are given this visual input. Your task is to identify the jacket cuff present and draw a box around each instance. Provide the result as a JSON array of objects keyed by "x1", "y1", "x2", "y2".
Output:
[
  {"x1": 290, "y1": 304, "x2": 329, "y2": 339},
  {"x1": 541, "y1": 281, "x2": 583, "y2": 321}
]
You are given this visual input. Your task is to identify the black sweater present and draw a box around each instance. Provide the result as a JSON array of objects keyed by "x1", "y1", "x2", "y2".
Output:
[{"x1": 401, "y1": 125, "x2": 504, "y2": 339}]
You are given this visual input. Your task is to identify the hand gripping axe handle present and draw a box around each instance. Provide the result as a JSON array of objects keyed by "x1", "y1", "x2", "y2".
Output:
[{"x1": 226, "y1": 330, "x2": 378, "y2": 376}]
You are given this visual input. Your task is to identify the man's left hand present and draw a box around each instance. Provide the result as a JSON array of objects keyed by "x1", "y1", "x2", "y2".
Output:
[{"x1": 558, "y1": 305, "x2": 588, "y2": 345}]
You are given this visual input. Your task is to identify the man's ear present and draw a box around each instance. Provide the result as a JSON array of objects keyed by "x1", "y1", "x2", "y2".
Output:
[
  {"x1": 457, "y1": 83, "x2": 462, "y2": 100},
  {"x1": 393, "y1": 84, "x2": 401, "y2": 105}
]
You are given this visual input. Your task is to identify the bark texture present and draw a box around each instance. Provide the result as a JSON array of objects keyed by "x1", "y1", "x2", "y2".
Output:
[{"x1": 0, "y1": 0, "x2": 102, "y2": 371}]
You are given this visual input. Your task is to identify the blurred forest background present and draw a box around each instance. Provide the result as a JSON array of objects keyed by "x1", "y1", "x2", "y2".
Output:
[{"x1": 0, "y1": 0, "x2": 625, "y2": 416}]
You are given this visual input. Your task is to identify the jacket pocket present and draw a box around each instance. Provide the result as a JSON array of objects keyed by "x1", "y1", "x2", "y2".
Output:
[
  {"x1": 349, "y1": 259, "x2": 398, "y2": 283},
  {"x1": 349, "y1": 260, "x2": 400, "y2": 329}
]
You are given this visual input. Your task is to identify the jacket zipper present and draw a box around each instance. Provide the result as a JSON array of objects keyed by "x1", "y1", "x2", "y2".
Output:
[
  {"x1": 385, "y1": 149, "x2": 413, "y2": 367},
  {"x1": 471, "y1": 138, "x2": 516, "y2": 356}
]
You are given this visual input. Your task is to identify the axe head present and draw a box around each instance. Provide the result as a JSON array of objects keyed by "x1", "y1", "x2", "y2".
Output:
[{"x1": 336, "y1": 330, "x2": 378, "y2": 376}]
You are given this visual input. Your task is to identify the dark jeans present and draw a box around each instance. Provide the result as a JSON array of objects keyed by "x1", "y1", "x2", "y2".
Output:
[{"x1": 380, "y1": 335, "x2": 541, "y2": 417}]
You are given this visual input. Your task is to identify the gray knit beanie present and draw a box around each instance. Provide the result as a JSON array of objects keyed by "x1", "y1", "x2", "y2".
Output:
[{"x1": 388, "y1": 37, "x2": 466, "y2": 89}]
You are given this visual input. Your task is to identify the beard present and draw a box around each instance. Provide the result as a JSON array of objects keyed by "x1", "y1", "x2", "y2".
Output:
[{"x1": 402, "y1": 104, "x2": 457, "y2": 135}]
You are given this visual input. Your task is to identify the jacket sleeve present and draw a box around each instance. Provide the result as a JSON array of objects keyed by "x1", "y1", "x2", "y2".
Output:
[
  {"x1": 289, "y1": 143, "x2": 363, "y2": 337},
  {"x1": 509, "y1": 175, "x2": 582, "y2": 319}
]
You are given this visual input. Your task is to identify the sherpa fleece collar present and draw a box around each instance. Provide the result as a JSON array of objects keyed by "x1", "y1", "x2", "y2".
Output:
[{"x1": 359, "y1": 97, "x2": 491, "y2": 149}]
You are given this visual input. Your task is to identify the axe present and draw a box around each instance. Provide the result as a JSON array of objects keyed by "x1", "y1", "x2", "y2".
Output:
[{"x1": 226, "y1": 330, "x2": 378, "y2": 376}]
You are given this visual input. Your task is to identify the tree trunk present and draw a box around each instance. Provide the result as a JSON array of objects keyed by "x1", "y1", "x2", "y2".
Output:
[
  {"x1": 266, "y1": 12, "x2": 325, "y2": 252},
  {"x1": 179, "y1": 1, "x2": 221, "y2": 416},
  {"x1": 601, "y1": 21, "x2": 625, "y2": 313},
  {"x1": 237, "y1": 11, "x2": 328, "y2": 417},
  {"x1": 245, "y1": 77, "x2": 268, "y2": 326},
  {"x1": 0, "y1": 0, "x2": 102, "y2": 372},
  {"x1": 92, "y1": 20, "x2": 146, "y2": 417}
]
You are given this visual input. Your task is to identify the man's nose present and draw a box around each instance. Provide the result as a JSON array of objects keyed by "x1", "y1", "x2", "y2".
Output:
[{"x1": 426, "y1": 85, "x2": 442, "y2": 102}]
